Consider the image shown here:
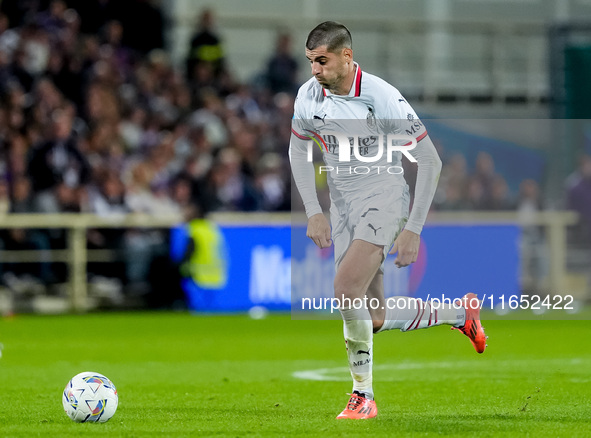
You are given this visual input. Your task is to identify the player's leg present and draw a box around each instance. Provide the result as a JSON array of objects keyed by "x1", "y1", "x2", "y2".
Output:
[
  {"x1": 367, "y1": 272, "x2": 465, "y2": 333},
  {"x1": 365, "y1": 269, "x2": 465, "y2": 332},
  {"x1": 333, "y1": 188, "x2": 404, "y2": 419},
  {"x1": 366, "y1": 273, "x2": 487, "y2": 352},
  {"x1": 334, "y1": 239, "x2": 382, "y2": 419},
  {"x1": 363, "y1": 240, "x2": 465, "y2": 333},
  {"x1": 377, "y1": 292, "x2": 486, "y2": 353},
  {"x1": 364, "y1": 271, "x2": 386, "y2": 332},
  {"x1": 376, "y1": 295, "x2": 466, "y2": 333}
]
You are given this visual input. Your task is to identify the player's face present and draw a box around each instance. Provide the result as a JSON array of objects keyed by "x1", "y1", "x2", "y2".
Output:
[{"x1": 305, "y1": 45, "x2": 351, "y2": 91}]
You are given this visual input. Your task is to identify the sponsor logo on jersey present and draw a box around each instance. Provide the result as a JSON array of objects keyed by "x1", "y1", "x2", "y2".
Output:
[{"x1": 313, "y1": 113, "x2": 327, "y2": 124}]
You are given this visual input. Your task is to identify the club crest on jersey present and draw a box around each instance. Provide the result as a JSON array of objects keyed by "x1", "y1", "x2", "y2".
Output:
[{"x1": 366, "y1": 106, "x2": 376, "y2": 129}]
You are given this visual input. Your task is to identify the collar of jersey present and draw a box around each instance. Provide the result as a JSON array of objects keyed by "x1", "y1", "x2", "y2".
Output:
[{"x1": 322, "y1": 63, "x2": 362, "y2": 98}]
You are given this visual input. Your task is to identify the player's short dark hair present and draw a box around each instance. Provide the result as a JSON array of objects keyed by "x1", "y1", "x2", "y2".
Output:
[{"x1": 306, "y1": 21, "x2": 352, "y2": 53}]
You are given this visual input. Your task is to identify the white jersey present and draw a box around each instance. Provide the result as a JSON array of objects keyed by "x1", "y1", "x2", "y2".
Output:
[{"x1": 290, "y1": 63, "x2": 441, "y2": 235}]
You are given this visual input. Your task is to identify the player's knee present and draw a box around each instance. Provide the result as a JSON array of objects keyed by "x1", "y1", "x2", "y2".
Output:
[
  {"x1": 372, "y1": 319, "x2": 384, "y2": 333},
  {"x1": 333, "y1": 278, "x2": 358, "y2": 302}
]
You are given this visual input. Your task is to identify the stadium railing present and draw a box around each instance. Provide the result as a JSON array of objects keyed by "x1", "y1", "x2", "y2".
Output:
[{"x1": 0, "y1": 211, "x2": 579, "y2": 312}]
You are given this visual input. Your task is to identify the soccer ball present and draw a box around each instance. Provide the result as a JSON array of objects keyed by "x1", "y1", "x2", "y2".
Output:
[{"x1": 62, "y1": 371, "x2": 118, "y2": 423}]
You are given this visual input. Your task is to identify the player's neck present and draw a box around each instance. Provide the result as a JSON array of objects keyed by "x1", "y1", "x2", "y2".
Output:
[{"x1": 330, "y1": 63, "x2": 356, "y2": 96}]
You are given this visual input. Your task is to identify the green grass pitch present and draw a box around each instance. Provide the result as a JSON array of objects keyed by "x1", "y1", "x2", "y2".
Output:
[{"x1": 1, "y1": 311, "x2": 590, "y2": 437}]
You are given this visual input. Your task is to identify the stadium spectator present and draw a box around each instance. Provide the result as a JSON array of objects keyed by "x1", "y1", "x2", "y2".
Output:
[
  {"x1": 119, "y1": 106, "x2": 148, "y2": 152},
  {"x1": 123, "y1": 161, "x2": 172, "y2": 291},
  {"x1": 30, "y1": 180, "x2": 81, "y2": 283},
  {"x1": 566, "y1": 154, "x2": 591, "y2": 245},
  {"x1": 34, "y1": 181, "x2": 82, "y2": 215},
  {"x1": 17, "y1": 22, "x2": 51, "y2": 79},
  {"x1": 434, "y1": 153, "x2": 468, "y2": 210},
  {"x1": 517, "y1": 179, "x2": 548, "y2": 293},
  {"x1": 0, "y1": 179, "x2": 9, "y2": 285},
  {"x1": 0, "y1": 178, "x2": 10, "y2": 214},
  {"x1": 187, "y1": 92, "x2": 229, "y2": 148},
  {"x1": 0, "y1": 13, "x2": 20, "y2": 59},
  {"x1": 27, "y1": 107, "x2": 91, "y2": 193},
  {"x1": 472, "y1": 151, "x2": 498, "y2": 205},
  {"x1": 0, "y1": 0, "x2": 40, "y2": 29},
  {"x1": 88, "y1": 170, "x2": 128, "y2": 216},
  {"x1": 169, "y1": 174, "x2": 196, "y2": 218},
  {"x1": 46, "y1": 42, "x2": 84, "y2": 108},
  {"x1": 98, "y1": 19, "x2": 135, "y2": 79},
  {"x1": 119, "y1": 0, "x2": 164, "y2": 55},
  {"x1": 484, "y1": 175, "x2": 515, "y2": 210},
  {"x1": 435, "y1": 182, "x2": 468, "y2": 211},
  {"x1": 6, "y1": 174, "x2": 54, "y2": 284},
  {"x1": 34, "y1": 0, "x2": 69, "y2": 35},
  {"x1": 202, "y1": 147, "x2": 261, "y2": 212},
  {"x1": 226, "y1": 84, "x2": 263, "y2": 124},
  {"x1": 9, "y1": 41, "x2": 36, "y2": 92},
  {"x1": 85, "y1": 170, "x2": 128, "y2": 285},
  {"x1": 5, "y1": 131, "x2": 29, "y2": 181},
  {"x1": 264, "y1": 33, "x2": 299, "y2": 94},
  {"x1": 254, "y1": 152, "x2": 288, "y2": 211},
  {"x1": 70, "y1": 0, "x2": 121, "y2": 36},
  {"x1": 170, "y1": 201, "x2": 228, "y2": 311},
  {"x1": 10, "y1": 174, "x2": 35, "y2": 213},
  {"x1": 465, "y1": 177, "x2": 486, "y2": 210},
  {"x1": 171, "y1": 125, "x2": 211, "y2": 181},
  {"x1": 186, "y1": 8, "x2": 225, "y2": 83}
]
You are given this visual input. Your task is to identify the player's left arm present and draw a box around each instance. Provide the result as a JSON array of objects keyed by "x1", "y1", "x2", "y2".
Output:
[{"x1": 389, "y1": 107, "x2": 442, "y2": 267}]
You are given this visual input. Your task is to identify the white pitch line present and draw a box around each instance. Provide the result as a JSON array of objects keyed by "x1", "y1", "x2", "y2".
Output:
[
  {"x1": 293, "y1": 366, "x2": 351, "y2": 381},
  {"x1": 292, "y1": 358, "x2": 591, "y2": 382},
  {"x1": 293, "y1": 361, "x2": 463, "y2": 381}
]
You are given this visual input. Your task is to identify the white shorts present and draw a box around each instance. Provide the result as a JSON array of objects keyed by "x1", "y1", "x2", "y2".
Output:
[{"x1": 330, "y1": 186, "x2": 410, "y2": 271}]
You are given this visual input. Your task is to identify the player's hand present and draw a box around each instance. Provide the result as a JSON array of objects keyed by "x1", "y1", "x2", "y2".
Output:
[
  {"x1": 389, "y1": 229, "x2": 420, "y2": 268},
  {"x1": 307, "y1": 213, "x2": 332, "y2": 248}
]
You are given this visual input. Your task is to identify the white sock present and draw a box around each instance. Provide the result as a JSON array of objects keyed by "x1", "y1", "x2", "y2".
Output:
[
  {"x1": 339, "y1": 306, "x2": 374, "y2": 399},
  {"x1": 377, "y1": 297, "x2": 465, "y2": 333}
]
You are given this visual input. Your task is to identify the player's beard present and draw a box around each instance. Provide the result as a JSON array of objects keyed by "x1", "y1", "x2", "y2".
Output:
[{"x1": 319, "y1": 64, "x2": 349, "y2": 94}]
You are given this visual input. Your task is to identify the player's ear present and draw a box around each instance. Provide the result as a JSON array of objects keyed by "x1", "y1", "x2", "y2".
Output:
[{"x1": 342, "y1": 48, "x2": 353, "y2": 62}]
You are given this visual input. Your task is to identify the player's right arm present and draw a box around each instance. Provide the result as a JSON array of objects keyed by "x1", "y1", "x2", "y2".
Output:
[{"x1": 289, "y1": 96, "x2": 332, "y2": 249}]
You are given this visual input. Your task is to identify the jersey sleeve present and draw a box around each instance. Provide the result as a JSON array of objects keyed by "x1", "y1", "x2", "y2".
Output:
[
  {"x1": 289, "y1": 95, "x2": 323, "y2": 218},
  {"x1": 387, "y1": 93, "x2": 428, "y2": 142}
]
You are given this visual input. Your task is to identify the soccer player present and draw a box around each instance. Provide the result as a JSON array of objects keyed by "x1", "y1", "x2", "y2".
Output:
[{"x1": 289, "y1": 22, "x2": 487, "y2": 420}]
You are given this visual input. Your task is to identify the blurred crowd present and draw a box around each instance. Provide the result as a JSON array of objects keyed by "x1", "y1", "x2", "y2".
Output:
[
  {"x1": 0, "y1": 1, "x2": 297, "y2": 221},
  {"x1": 0, "y1": 0, "x2": 589, "y2": 300},
  {"x1": 428, "y1": 148, "x2": 591, "y2": 246},
  {"x1": 0, "y1": 1, "x2": 300, "y2": 296},
  {"x1": 432, "y1": 150, "x2": 539, "y2": 213}
]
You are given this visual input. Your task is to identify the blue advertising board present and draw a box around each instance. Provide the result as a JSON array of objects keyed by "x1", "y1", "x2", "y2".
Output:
[{"x1": 170, "y1": 223, "x2": 520, "y2": 312}]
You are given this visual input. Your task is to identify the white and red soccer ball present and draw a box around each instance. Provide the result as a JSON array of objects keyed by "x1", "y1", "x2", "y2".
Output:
[{"x1": 62, "y1": 371, "x2": 118, "y2": 423}]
